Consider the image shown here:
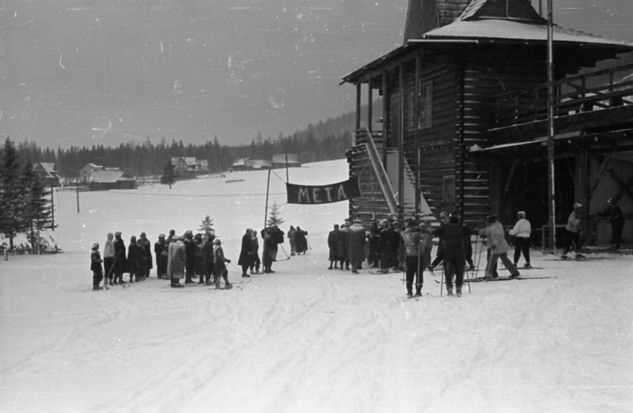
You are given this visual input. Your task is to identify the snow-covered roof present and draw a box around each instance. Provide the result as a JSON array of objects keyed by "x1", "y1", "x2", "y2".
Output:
[{"x1": 90, "y1": 169, "x2": 134, "y2": 183}]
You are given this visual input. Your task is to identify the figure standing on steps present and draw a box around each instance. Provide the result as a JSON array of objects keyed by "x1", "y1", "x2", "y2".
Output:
[
  {"x1": 509, "y1": 210, "x2": 532, "y2": 268},
  {"x1": 562, "y1": 202, "x2": 584, "y2": 259}
]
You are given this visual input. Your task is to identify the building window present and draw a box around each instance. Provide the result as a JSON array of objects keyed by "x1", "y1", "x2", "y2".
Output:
[{"x1": 419, "y1": 81, "x2": 433, "y2": 129}]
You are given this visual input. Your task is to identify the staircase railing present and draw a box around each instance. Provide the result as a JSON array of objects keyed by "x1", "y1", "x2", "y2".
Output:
[{"x1": 357, "y1": 128, "x2": 398, "y2": 214}]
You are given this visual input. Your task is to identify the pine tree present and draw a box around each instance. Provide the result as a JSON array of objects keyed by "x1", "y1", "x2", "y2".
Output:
[
  {"x1": 267, "y1": 202, "x2": 284, "y2": 227},
  {"x1": 198, "y1": 215, "x2": 214, "y2": 234},
  {"x1": 160, "y1": 160, "x2": 176, "y2": 188},
  {"x1": 0, "y1": 138, "x2": 26, "y2": 249},
  {"x1": 21, "y1": 161, "x2": 55, "y2": 252}
]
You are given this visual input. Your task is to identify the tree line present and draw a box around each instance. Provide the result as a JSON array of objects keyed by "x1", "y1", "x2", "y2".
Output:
[
  {"x1": 0, "y1": 138, "x2": 55, "y2": 250},
  {"x1": 9, "y1": 112, "x2": 355, "y2": 179}
]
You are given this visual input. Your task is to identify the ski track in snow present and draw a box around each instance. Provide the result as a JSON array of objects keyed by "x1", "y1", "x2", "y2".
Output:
[{"x1": 1, "y1": 160, "x2": 632, "y2": 412}]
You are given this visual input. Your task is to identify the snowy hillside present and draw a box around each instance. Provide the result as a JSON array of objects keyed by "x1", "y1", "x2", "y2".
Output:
[{"x1": 1, "y1": 159, "x2": 632, "y2": 413}]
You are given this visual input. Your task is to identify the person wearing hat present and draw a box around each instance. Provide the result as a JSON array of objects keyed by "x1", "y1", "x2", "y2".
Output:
[
  {"x1": 167, "y1": 236, "x2": 186, "y2": 288},
  {"x1": 212, "y1": 238, "x2": 232, "y2": 289},
  {"x1": 348, "y1": 218, "x2": 366, "y2": 274},
  {"x1": 401, "y1": 219, "x2": 423, "y2": 297},
  {"x1": 338, "y1": 219, "x2": 351, "y2": 271},
  {"x1": 127, "y1": 235, "x2": 142, "y2": 283},
  {"x1": 90, "y1": 242, "x2": 104, "y2": 290},
  {"x1": 138, "y1": 232, "x2": 152, "y2": 278},
  {"x1": 435, "y1": 215, "x2": 475, "y2": 296},
  {"x1": 112, "y1": 231, "x2": 127, "y2": 285},
  {"x1": 479, "y1": 215, "x2": 520, "y2": 281},
  {"x1": 183, "y1": 230, "x2": 196, "y2": 283},
  {"x1": 327, "y1": 224, "x2": 341, "y2": 270},
  {"x1": 154, "y1": 234, "x2": 168, "y2": 279},
  {"x1": 562, "y1": 202, "x2": 584, "y2": 259},
  {"x1": 509, "y1": 210, "x2": 532, "y2": 269}
]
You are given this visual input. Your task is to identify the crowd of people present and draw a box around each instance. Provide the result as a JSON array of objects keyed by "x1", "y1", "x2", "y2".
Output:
[
  {"x1": 90, "y1": 197, "x2": 626, "y2": 296},
  {"x1": 90, "y1": 224, "x2": 290, "y2": 291}
]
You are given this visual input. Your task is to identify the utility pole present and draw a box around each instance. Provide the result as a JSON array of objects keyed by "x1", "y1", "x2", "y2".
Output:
[
  {"x1": 546, "y1": 0, "x2": 556, "y2": 253},
  {"x1": 50, "y1": 185, "x2": 55, "y2": 231}
]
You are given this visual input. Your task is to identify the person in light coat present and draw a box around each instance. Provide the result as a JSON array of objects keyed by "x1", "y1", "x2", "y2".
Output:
[
  {"x1": 479, "y1": 215, "x2": 520, "y2": 280},
  {"x1": 509, "y1": 210, "x2": 532, "y2": 268},
  {"x1": 167, "y1": 236, "x2": 186, "y2": 288},
  {"x1": 103, "y1": 233, "x2": 115, "y2": 286},
  {"x1": 562, "y1": 202, "x2": 583, "y2": 259}
]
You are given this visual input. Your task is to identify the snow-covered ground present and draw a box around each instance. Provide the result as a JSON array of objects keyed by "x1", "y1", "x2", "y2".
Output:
[{"x1": 1, "y1": 159, "x2": 632, "y2": 413}]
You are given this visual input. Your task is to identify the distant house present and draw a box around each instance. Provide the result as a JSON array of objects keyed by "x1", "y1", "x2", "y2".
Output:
[
  {"x1": 229, "y1": 158, "x2": 273, "y2": 171},
  {"x1": 79, "y1": 163, "x2": 136, "y2": 190},
  {"x1": 171, "y1": 156, "x2": 209, "y2": 178},
  {"x1": 33, "y1": 162, "x2": 60, "y2": 187},
  {"x1": 272, "y1": 154, "x2": 301, "y2": 169}
]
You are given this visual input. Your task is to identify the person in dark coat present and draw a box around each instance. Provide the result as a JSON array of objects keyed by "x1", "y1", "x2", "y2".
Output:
[
  {"x1": 601, "y1": 197, "x2": 625, "y2": 248},
  {"x1": 127, "y1": 235, "x2": 143, "y2": 283},
  {"x1": 367, "y1": 221, "x2": 381, "y2": 268},
  {"x1": 348, "y1": 219, "x2": 366, "y2": 273},
  {"x1": 167, "y1": 236, "x2": 186, "y2": 288},
  {"x1": 261, "y1": 225, "x2": 284, "y2": 273},
  {"x1": 90, "y1": 242, "x2": 104, "y2": 290},
  {"x1": 213, "y1": 238, "x2": 232, "y2": 289},
  {"x1": 183, "y1": 230, "x2": 196, "y2": 283},
  {"x1": 138, "y1": 232, "x2": 152, "y2": 277},
  {"x1": 154, "y1": 234, "x2": 168, "y2": 279},
  {"x1": 201, "y1": 232, "x2": 215, "y2": 285},
  {"x1": 193, "y1": 233, "x2": 206, "y2": 283},
  {"x1": 295, "y1": 227, "x2": 308, "y2": 255},
  {"x1": 401, "y1": 220, "x2": 422, "y2": 297},
  {"x1": 378, "y1": 220, "x2": 396, "y2": 273},
  {"x1": 238, "y1": 229, "x2": 253, "y2": 277},
  {"x1": 248, "y1": 229, "x2": 260, "y2": 274},
  {"x1": 327, "y1": 224, "x2": 340, "y2": 269},
  {"x1": 434, "y1": 215, "x2": 473, "y2": 297},
  {"x1": 338, "y1": 219, "x2": 350, "y2": 270},
  {"x1": 112, "y1": 231, "x2": 127, "y2": 284}
]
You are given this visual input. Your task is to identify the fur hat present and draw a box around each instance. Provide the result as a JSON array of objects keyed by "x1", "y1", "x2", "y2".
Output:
[
  {"x1": 213, "y1": 238, "x2": 221, "y2": 245},
  {"x1": 114, "y1": 231, "x2": 122, "y2": 237},
  {"x1": 92, "y1": 242, "x2": 99, "y2": 250}
]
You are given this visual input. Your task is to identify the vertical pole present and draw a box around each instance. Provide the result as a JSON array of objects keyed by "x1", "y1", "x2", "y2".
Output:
[
  {"x1": 367, "y1": 83, "x2": 373, "y2": 133},
  {"x1": 415, "y1": 54, "x2": 421, "y2": 214},
  {"x1": 546, "y1": 0, "x2": 557, "y2": 253},
  {"x1": 285, "y1": 154, "x2": 289, "y2": 183},
  {"x1": 76, "y1": 178, "x2": 80, "y2": 213},
  {"x1": 382, "y1": 71, "x2": 389, "y2": 162},
  {"x1": 398, "y1": 64, "x2": 405, "y2": 218},
  {"x1": 264, "y1": 168, "x2": 271, "y2": 228},
  {"x1": 355, "y1": 83, "x2": 362, "y2": 132},
  {"x1": 50, "y1": 185, "x2": 55, "y2": 231}
]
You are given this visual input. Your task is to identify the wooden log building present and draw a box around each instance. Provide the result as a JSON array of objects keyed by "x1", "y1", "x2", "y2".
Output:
[{"x1": 342, "y1": 0, "x2": 633, "y2": 247}]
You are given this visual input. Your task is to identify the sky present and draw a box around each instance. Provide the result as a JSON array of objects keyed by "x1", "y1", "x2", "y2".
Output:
[{"x1": 0, "y1": 0, "x2": 632, "y2": 149}]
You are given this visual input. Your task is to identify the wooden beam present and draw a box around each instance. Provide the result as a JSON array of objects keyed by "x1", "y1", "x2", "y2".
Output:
[{"x1": 355, "y1": 83, "x2": 362, "y2": 132}]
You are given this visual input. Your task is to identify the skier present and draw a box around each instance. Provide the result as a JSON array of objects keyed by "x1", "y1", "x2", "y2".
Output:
[
  {"x1": 348, "y1": 219, "x2": 366, "y2": 274},
  {"x1": 561, "y1": 202, "x2": 584, "y2": 259},
  {"x1": 327, "y1": 224, "x2": 340, "y2": 269},
  {"x1": 509, "y1": 210, "x2": 532, "y2": 268},
  {"x1": 90, "y1": 242, "x2": 104, "y2": 291},
  {"x1": 401, "y1": 219, "x2": 423, "y2": 297},
  {"x1": 480, "y1": 215, "x2": 520, "y2": 280},
  {"x1": 434, "y1": 215, "x2": 472, "y2": 296},
  {"x1": 212, "y1": 238, "x2": 232, "y2": 289}
]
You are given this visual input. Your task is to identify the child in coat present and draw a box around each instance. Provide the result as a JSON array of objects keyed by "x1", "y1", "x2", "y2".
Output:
[{"x1": 91, "y1": 242, "x2": 104, "y2": 290}]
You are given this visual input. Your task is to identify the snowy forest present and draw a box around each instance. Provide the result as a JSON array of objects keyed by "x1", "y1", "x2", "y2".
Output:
[{"x1": 6, "y1": 112, "x2": 355, "y2": 178}]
